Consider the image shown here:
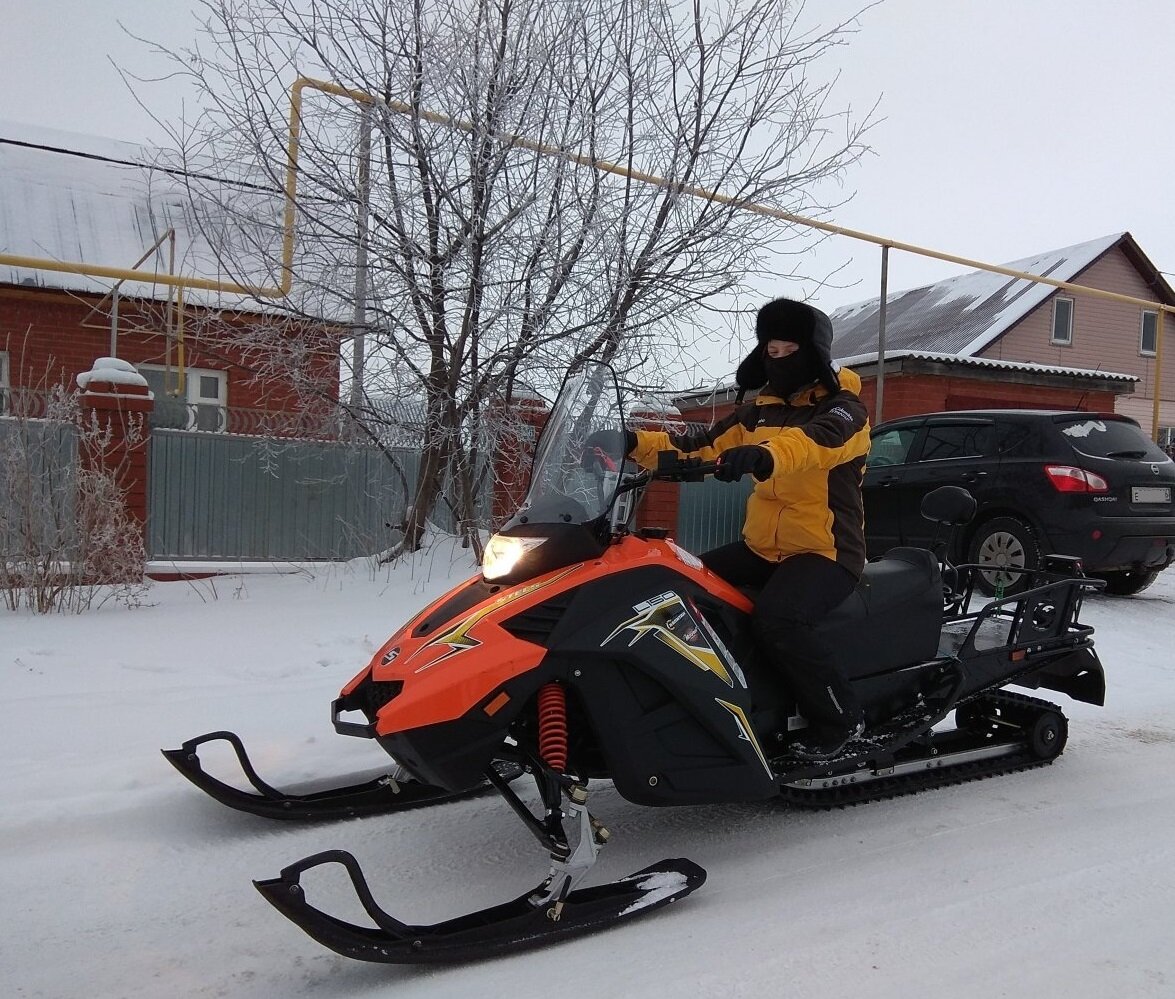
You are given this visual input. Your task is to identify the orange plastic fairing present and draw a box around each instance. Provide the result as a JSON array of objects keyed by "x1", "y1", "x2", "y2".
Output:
[{"x1": 356, "y1": 536, "x2": 753, "y2": 735}]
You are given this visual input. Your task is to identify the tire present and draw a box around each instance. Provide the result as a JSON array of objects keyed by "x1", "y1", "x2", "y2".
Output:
[
  {"x1": 967, "y1": 516, "x2": 1041, "y2": 597},
  {"x1": 1096, "y1": 568, "x2": 1159, "y2": 596},
  {"x1": 1026, "y1": 709, "x2": 1068, "y2": 761}
]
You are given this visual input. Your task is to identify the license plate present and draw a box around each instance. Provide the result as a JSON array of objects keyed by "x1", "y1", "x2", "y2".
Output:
[{"x1": 1132, "y1": 486, "x2": 1171, "y2": 504}]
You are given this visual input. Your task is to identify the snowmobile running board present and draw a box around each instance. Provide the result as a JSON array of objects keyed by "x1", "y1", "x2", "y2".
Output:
[
  {"x1": 777, "y1": 691, "x2": 1069, "y2": 808},
  {"x1": 254, "y1": 850, "x2": 706, "y2": 964},
  {"x1": 161, "y1": 731, "x2": 498, "y2": 821}
]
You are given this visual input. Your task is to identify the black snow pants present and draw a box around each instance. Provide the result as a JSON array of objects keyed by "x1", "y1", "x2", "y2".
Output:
[{"x1": 701, "y1": 542, "x2": 863, "y2": 736}]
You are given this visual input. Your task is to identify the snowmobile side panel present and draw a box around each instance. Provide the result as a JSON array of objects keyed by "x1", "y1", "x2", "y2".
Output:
[
  {"x1": 253, "y1": 849, "x2": 706, "y2": 964},
  {"x1": 524, "y1": 564, "x2": 779, "y2": 804}
]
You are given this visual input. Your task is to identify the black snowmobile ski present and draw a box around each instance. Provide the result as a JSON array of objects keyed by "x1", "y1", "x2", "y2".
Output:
[
  {"x1": 161, "y1": 731, "x2": 505, "y2": 820},
  {"x1": 254, "y1": 851, "x2": 705, "y2": 964}
]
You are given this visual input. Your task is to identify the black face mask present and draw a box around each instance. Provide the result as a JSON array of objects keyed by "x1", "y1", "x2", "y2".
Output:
[{"x1": 764, "y1": 348, "x2": 818, "y2": 398}]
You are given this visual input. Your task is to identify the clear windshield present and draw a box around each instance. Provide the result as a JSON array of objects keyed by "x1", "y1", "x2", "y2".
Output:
[{"x1": 518, "y1": 362, "x2": 628, "y2": 525}]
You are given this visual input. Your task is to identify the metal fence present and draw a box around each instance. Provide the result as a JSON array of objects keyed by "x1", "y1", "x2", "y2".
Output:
[
  {"x1": 148, "y1": 430, "x2": 486, "y2": 561},
  {"x1": 0, "y1": 417, "x2": 78, "y2": 556},
  {"x1": 674, "y1": 475, "x2": 750, "y2": 554}
]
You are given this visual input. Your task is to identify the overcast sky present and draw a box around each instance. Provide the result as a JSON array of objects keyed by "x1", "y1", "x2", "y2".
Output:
[{"x1": 3, "y1": 0, "x2": 1173, "y2": 358}]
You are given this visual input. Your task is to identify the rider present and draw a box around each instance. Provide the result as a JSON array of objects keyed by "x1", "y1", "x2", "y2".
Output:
[{"x1": 622, "y1": 298, "x2": 872, "y2": 758}]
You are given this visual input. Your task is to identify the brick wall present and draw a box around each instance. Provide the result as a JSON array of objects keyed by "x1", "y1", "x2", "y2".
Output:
[
  {"x1": 858, "y1": 372, "x2": 1118, "y2": 424},
  {"x1": 0, "y1": 285, "x2": 340, "y2": 411}
]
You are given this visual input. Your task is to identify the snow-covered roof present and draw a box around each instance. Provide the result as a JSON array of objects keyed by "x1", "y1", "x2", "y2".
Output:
[
  {"x1": 828, "y1": 233, "x2": 1168, "y2": 358},
  {"x1": 671, "y1": 348, "x2": 1135, "y2": 412},
  {"x1": 837, "y1": 349, "x2": 1137, "y2": 383},
  {"x1": 0, "y1": 120, "x2": 323, "y2": 316}
]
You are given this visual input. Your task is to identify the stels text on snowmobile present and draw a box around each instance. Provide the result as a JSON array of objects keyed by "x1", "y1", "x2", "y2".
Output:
[{"x1": 164, "y1": 361, "x2": 1106, "y2": 964}]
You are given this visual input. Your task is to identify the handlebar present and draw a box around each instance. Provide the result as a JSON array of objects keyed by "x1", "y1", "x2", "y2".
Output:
[
  {"x1": 653, "y1": 452, "x2": 719, "y2": 482},
  {"x1": 607, "y1": 452, "x2": 721, "y2": 498}
]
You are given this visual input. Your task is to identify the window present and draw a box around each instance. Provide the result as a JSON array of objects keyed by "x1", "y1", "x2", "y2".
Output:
[
  {"x1": 137, "y1": 364, "x2": 227, "y2": 432},
  {"x1": 866, "y1": 426, "x2": 918, "y2": 467},
  {"x1": 918, "y1": 422, "x2": 994, "y2": 463},
  {"x1": 0, "y1": 351, "x2": 9, "y2": 415},
  {"x1": 1057, "y1": 416, "x2": 1169, "y2": 461},
  {"x1": 1140, "y1": 310, "x2": 1158, "y2": 356},
  {"x1": 1051, "y1": 297, "x2": 1074, "y2": 345}
]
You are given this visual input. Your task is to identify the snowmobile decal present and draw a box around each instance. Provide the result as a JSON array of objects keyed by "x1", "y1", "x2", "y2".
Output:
[
  {"x1": 409, "y1": 565, "x2": 583, "y2": 672},
  {"x1": 601, "y1": 591, "x2": 734, "y2": 687},
  {"x1": 687, "y1": 596, "x2": 746, "y2": 689},
  {"x1": 714, "y1": 698, "x2": 774, "y2": 778}
]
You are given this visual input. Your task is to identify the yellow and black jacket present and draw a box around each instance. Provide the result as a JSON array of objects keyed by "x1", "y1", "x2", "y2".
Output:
[{"x1": 631, "y1": 368, "x2": 871, "y2": 576}]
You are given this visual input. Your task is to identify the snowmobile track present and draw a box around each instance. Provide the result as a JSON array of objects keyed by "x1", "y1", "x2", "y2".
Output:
[{"x1": 778, "y1": 691, "x2": 1067, "y2": 810}]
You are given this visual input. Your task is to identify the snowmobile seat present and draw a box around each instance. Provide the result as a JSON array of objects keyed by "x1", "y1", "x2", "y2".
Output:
[{"x1": 816, "y1": 547, "x2": 944, "y2": 680}]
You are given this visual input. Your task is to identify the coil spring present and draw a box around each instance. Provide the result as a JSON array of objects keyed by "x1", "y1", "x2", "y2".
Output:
[{"x1": 537, "y1": 682, "x2": 569, "y2": 772}]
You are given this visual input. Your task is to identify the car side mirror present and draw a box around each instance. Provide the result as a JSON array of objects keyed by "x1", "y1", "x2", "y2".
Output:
[{"x1": 921, "y1": 486, "x2": 976, "y2": 526}]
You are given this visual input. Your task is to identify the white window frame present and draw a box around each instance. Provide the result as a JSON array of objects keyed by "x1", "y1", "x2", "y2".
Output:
[
  {"x1": 137, "y1": 364, "x2": 228, "y2": 431},
  {"x1": 1140, "y1": 310, "x2": 1158, "y2": 357},
  {"x1": 0, "y1": 350, "x2": 9, "y2": 415},
  {"x1": 1050, "y1": 297, "x2": 1074, "y2": 346}
]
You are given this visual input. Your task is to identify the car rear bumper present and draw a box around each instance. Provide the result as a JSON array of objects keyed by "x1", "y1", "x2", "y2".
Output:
[{"x1": 1046, "y1": 520, "x2": 1175, "y2": 573}]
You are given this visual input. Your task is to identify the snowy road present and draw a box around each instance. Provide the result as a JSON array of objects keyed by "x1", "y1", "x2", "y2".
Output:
[{"x1": 2, "y1": 555, "x2": 1173, "y2": 998}]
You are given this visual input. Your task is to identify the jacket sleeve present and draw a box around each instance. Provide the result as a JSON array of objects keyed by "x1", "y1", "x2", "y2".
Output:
[
  {"x1": 759, "y1": 395, "x2": 871, "y2": 477},
  {"x1": 629, "y1": 410, "x2": 748, "y2": 469}
]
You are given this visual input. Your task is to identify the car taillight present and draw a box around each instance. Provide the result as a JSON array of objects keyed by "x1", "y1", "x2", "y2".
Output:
[{"x1": 1044, "y1": 464, "x2": 1110, "y2": 493}]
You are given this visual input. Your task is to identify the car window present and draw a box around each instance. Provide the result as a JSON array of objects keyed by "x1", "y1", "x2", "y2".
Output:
[
  {"x1": 1056, "y1": 418, "x2": 1170, "y2": 461},
  {"x1": 996, "y1": 421, "x2": 1033, "y2": 455},
  {"x1": 867, "y1": 426, "x2": 919, "y2": 467},
  {"x1": 916, "y1": 423, "x2": 994, "y2": 463}
]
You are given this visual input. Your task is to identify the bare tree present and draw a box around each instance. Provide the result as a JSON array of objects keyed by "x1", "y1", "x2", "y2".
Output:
[
  {"x1": 140, "y1": 0, "x2": 874, "y2": 555},
  {"x1": 0, "y1": 378, "x2": 148, "y2": 614}
]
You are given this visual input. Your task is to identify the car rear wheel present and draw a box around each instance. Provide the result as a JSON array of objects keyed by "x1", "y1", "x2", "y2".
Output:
[
  {"x1": 1097, "y1": 568, "x2": 1159, "y2": 596},
  {"x1": 967, "y1": 516, "x2": 1041, "y2": 596}
]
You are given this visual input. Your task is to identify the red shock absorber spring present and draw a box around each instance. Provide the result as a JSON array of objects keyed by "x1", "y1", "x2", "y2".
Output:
[{"x1": 537, "y1": 682, "x2": 569, "y2": 773}]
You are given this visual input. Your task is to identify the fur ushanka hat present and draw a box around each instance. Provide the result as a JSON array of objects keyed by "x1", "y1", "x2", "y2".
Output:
[{"x1": 734, "y1": 298, "x2": 841, "y2": 400}]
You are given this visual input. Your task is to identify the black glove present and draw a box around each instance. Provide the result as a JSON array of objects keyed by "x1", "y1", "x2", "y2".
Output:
[
  {"x1": 582, "y1": 428, "x2": 636, "y2": 470},
  {"x1": 714, "y1": 445, "x2": 773, "y2": 482}
]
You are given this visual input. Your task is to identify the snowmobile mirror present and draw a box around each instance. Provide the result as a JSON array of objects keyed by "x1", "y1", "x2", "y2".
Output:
[{"x1": 920, "y1": 486, "x2": 977, "y2": 526}]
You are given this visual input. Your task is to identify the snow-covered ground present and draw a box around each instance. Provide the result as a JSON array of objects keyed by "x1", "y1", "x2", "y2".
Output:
[{"x1": 3, "y1": 547, "x2": 1174, "y2": 998}]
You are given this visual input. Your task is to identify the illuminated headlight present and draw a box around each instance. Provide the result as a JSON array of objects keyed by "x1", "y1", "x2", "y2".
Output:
[{"x1": 482, "y1": 534, "x2": 547, "y2": 581}]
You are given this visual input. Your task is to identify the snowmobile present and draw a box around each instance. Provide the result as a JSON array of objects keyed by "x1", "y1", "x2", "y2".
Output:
[{"x1": 164, "y1": 361, "x2": 1106, "y2": 964}]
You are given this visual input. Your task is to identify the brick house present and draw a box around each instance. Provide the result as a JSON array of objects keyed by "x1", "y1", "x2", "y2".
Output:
[
  {"x1": 662, "y1": 233, "x2": 1171, "y2": 541},
  {"x1": 0, "y1": 121, "x2": 342, "y2": 430},
  {"x1": 674, "y1": 232, "x2": 1171, "y2": 436},
  {"x1": 0, "y1": 122, "x2": 356, "y2": 567},
  {"x1": 828, "y1": 232, "x2": 1174, "y2": 439}
]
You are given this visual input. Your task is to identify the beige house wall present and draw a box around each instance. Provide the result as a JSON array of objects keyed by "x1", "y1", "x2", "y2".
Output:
[{"x1": 978, "y1": 247, "x2": 1173, "y2": 433}]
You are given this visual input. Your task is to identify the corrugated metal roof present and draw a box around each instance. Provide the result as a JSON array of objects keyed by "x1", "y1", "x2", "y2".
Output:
[
  {"x1": 829, "y1": 233, "x2": 1125, "y2": 358},
  {"x1": 670, "y1": 348, "x2": 1135, "y2": 413},
  {"x1": 0, "y1": 120, "x2": 331, "y2": 316},
  {"x1": 837, "y1": 349, "x2": 1136, "y2": 383}
]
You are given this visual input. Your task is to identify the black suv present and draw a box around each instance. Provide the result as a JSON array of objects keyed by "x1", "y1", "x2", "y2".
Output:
[{"x1": 863, "y1": 410, "x2": 1175, "y2": 595}]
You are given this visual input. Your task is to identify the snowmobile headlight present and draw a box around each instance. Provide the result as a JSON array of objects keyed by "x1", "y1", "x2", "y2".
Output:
[{"x1": 482, "y1": 534, "x2": 547, "y2": 581}]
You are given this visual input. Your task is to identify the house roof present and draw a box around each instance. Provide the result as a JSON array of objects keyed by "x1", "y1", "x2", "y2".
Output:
[
  {"x1": 828, "y1": 232, "x2": 1175, "y2": 360},
  {"x1": 671, "y1": 349, "x2": 1135, "y2": 414},
  {"x1": 837, "y1": 349, "x2": 1136, "y2": 383},
  {"x1": 0, "y1": 120, "x2": 335, "y2": 318}
]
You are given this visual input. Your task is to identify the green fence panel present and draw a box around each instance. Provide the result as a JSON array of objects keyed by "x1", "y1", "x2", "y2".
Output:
[
  {"x1": 674, "y1": 476, "x2": 752, "y2": 555},
  {"x1": 148, "y1": 430, "x2": 437, "y2": 560},
  {"x1": 0, "y1": 418, "x2": 78, "y2": 557}
]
